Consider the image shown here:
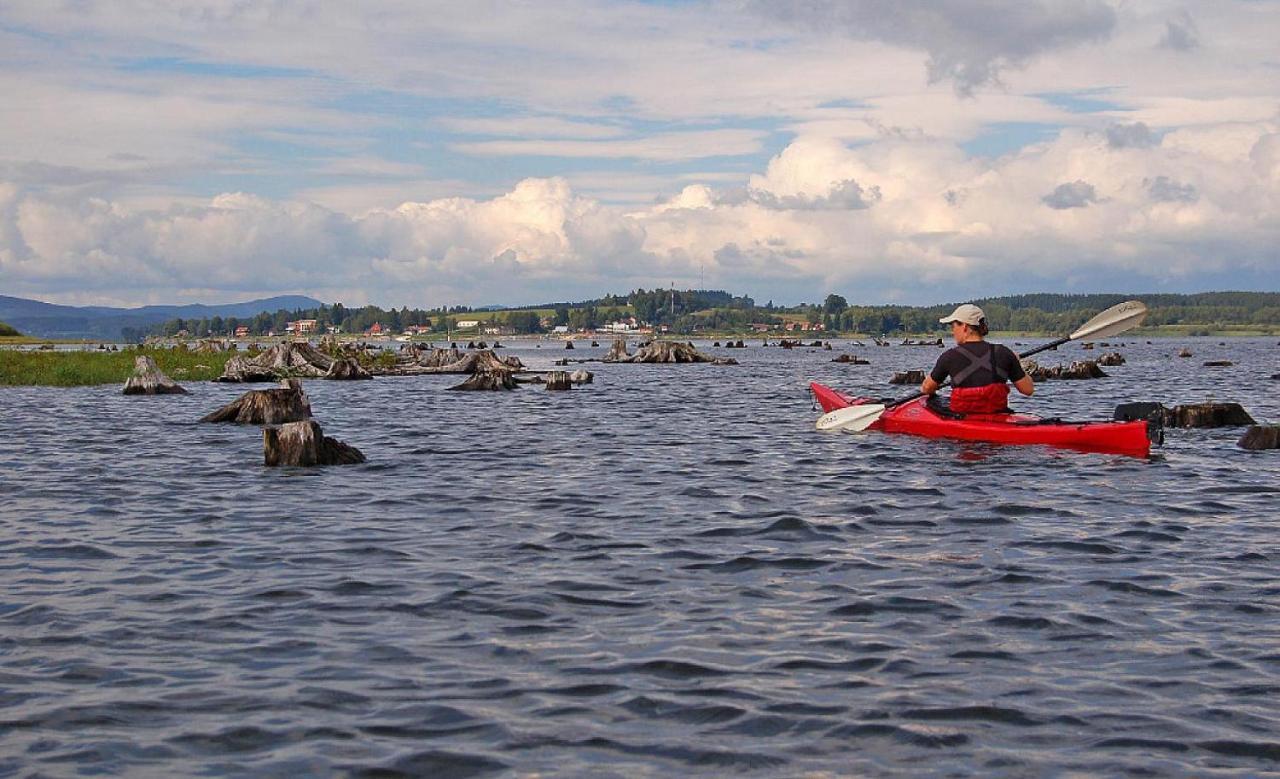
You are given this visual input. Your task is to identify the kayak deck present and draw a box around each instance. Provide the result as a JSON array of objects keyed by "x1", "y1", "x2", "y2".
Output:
[{"x1": 811, "y1": 381, "x2": 1156, "y2": 457}]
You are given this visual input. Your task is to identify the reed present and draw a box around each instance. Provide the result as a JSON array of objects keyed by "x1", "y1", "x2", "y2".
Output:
[{"x1": 0, "y1": 347, "x2": 234, "y2": 387}]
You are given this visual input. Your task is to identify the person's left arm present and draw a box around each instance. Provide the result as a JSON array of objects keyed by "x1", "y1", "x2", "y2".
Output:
[{"x1": 1001, "y1": 345, "x2": 1034, "y2": 396}]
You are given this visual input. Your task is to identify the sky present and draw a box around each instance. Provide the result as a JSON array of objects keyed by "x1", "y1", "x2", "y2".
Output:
[{"x1": 0, "y1": 1, "x2": 1277, "y2": 309}]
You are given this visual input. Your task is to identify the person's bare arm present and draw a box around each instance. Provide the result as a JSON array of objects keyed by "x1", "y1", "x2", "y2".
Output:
[
  {"x1": 921, "y1": 376, "x2": 941, "y2": 395},
  {"x1": 1013, "y1": 375, "x2": 1034, "y2": 396}
]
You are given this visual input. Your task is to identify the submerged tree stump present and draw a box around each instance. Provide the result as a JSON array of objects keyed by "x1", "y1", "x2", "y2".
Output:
[
  {"x1": 1238, "y1": 425, "x2": 1280, "y2": 450},
  {"x1": 217, "y1": 355, "x2": 280, "y2": 383},
  {"x1": 605, "y1": 338, "x2": 630, "y2": 361},
  {"x1": 1178, "y1": 348, "x2": 1193, "y2": 358},
  {"x1": 545, "y1": 371, "x2": 573, "y2": 390},
  {"x1": 264, "y1": 420, "x2": 365, "y2": 466},
  {"x1": 889, "y1": 370, "x2": 925, "y2": 385},
  {"x1": 122, "y1": 356, "x2": 188, "y2": 395},
  {"x1": 201, "y1": 379, "x2": 311, "y2": 424},
  {"x1": 1097, "y1": 352, "x2": 1126, "y2": 366},
  {"x1": 569, "y1": 369, "x2": 593, "y2": 384},
  {"x1": 1203, "y1": 360, "x2": 1233, "y2": 367},
  {"x1": 447, "y1": 369, "x2": 518, "y2": 391},
  {"x1": 325, "y1": 357, "x2": 373, "y2": 380},
  {"x1": 833, "y1": 354, "x2": 870, "y2": 364},
  {"x1": 565, "y1": 340, "x2": 575, "y2": 350},
  {"x1": 605, "y1": 340, "x2": 737, "y2": 365},
  {"x1": 1166, "y1": 402, "x2": 1255, "y2": 428},
  {"x1": 215, "y1": 342, "x2": 335, "y2": 382},
  {"x1": 1024, "y1": 360, "x2": 1107, "y2": 381}
]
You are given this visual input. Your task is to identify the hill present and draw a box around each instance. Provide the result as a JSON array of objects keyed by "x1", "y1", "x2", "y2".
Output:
[{"x1": 0, "y1": 295, "x2": 324, "y2": 339}]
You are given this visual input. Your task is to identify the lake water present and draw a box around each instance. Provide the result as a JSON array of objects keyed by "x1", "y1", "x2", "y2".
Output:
[{"x1": 2, "y1": 337, "x2": 1278, "y2": 776}]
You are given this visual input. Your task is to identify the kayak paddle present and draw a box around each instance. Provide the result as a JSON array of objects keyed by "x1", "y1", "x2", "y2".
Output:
[{"x1": 815, "y1": 300, "x2": 1148, "y2": 433}]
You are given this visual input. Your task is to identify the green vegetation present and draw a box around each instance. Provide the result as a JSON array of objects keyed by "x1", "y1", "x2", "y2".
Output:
[
  {"x1": 140, "y1": 289, "x2": 1280, "y2": 339},
  {"x1": 0, "y1": 322, "x2": 19, "y2": 337},
  {"x1": 0, "y1": 346, "x2": 234, "y2": 387}
]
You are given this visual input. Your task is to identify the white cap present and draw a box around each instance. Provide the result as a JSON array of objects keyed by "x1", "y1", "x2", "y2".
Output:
[{"x1": 939, "y1": 303, "x2": 985, "y2": 326}]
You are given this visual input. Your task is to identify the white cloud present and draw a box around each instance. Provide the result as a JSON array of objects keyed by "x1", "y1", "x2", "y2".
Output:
[
  {"x1": 450, "y1": 129, "x2": 770, "y2": 162},
  {"x1": 4, "y1": 117, "x2": 1277, "y2": 306}
]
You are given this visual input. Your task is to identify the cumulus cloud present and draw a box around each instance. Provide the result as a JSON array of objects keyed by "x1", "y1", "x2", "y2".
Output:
[
  {"x1": 1146, "y1": 175, "x2": 1198, "y2": 203},
  {"x1": 744, "y1": 0, "x2": 1116, "y2": 94},
  {"x1": 1159, "y1": 12, "x2": 1200, "y2": 51},
  {"x1": 1041, "y1": 180, "x2": 1099, "y2": 209},
  {"x1": 745, "y1": 179, "x2": 882, "y2": 210},
  {"x1": 4, "y1": 118, "x2": 1280, "y2": 307},
  {"x1": 1106, "y1": 122, "x2": 1156, "y2": 149}
]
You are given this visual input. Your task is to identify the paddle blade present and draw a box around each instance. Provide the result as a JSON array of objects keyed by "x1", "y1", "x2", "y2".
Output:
[
  {"x1": 815, "y1": 404, "x2": 886, "y2": 432},
  {"x1": 1069, "y1": 300, "x2": 1147, "y2": 340}
]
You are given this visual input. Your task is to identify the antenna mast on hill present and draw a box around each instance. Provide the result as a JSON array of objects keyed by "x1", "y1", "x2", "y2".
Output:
[{"x1": 670, "y1": 282, "x2": 675, "y2": 315}]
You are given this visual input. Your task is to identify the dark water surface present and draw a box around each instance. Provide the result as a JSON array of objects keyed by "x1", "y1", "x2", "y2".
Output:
[{"x1": 2, "y1": 337, "x2": 1279, "y2": 777}]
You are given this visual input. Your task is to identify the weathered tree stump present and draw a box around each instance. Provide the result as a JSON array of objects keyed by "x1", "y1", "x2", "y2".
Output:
[
  {"x1": 1024, "y1": 360, "x2": 1107, "y2": 381},
  {"x1": 467, "y1": 341, "x2": 477, "y2": 349},
  {"x1": 1097, "y1": 352, "x2": 1126, "y2": 366},
  {"x1": 325, "y1": 357, "x2": 373, "y2": 380},
  {"x1": 591, "y1": 341, "x2": 599, "y2": 347},
  {"x1": 1082, "y1": 342, "x2": 1095, "y2": 350},
  {"x1": 605, "y1": 338, "x2": 630, "y2": 362},
  {"x1": 713, "y1": 342, "x2": 721, "y2": 347},
  {"x1": 447, "y1": 369, "x2": 518, "y2": 391},
  {"x1": 217, "y1": 355, "x2": 280, "y2": 383},
  {"x1": 565, "y1": 340, "x2": 575, "y2": 350},
  {"x1": 1166, "y1": 402, "x2": 1254, "y2": 428},
  {"x1": 545, "y1": 371, "x2": 573, "y2": 390},
  {"x1": 201, "y1": 379, "x2": 311, "y2": 424},
  {"x1": 122, "y1": 356, "x2": 188, "y2": 395},
  {"x1": 606, "y1": 340, "x2": 737, "y2": 364},
  {"x1": 889, "y1": 370, "x2": 925, "y2": 385},
  {"x1": 1238, "y1": 425, "x2": 1280, "y2": 450},
  {"x1": 833, "y1": 354, "x2": 870, "y2": 364},
  {"x1": 264, "y1": 420, "x2": 365, "y2": 466},
  {"x1": 214, "y1": 341, "x2": 335, "y2": 382},
  {"x1": 570, "y1": 369, "x2": 593, "y2": 384},
  {"x1": 1178, "y1": 348, "x2": 1193, "y2": 358},
  {"x1": 1203, "y1": 360, "x2": 1233, "y2": 367}
]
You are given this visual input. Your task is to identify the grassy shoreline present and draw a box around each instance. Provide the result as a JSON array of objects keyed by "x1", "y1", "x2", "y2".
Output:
[{"x1": 0, "y1": 346, "x2": 234, "y2": 387}]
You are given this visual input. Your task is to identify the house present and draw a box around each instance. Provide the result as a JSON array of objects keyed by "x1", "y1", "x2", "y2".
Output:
[
  {"x1": 286, "y1": 319, "x2": 318, "y2": 335},
  {"x1": 552, "y1": 325, "x2": 569, "y2": 334},
  {"x1": 455, "y1": 320, "x2": 480, "y2": 329},
  {"x1": 367, "y1": 322, "x2": 384, "y2": 335},
  {"x1": 234, "y1": 326, "x2": 250, "y2": 337}
]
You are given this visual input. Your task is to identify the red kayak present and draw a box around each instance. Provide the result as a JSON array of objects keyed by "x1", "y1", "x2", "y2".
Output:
[{"x1": 811, "y1": 382, "x2": 1158, "y2": 457}]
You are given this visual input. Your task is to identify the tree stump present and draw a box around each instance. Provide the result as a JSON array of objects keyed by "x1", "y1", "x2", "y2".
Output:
[
  {"x1": 1166, "y1": 403, "x2": 1255, "y2": 428},
  {"x1": 545, "y1": 371, "x2": 573, "y2": 390},
  {"x1": 1203, "y1": 360, "x2": 1233, "y2": 367},
  {"x1": 605, "y1": 338, "x2": 630, "y2": 362},
  {"x1": 1238, "y1": 425, "x2": 1280, "y2": 450},
  {"x1": 264, "y1": 420, "x2": 365, "y2": 466},
  {"x1": 201, "y1": 379, "x2": 311, "y2": 424},
  {"x1": 121, "y1": 356, "x2": 188, "y2": 395},
  {"x1": 1178, "y1": 348, "x2": 1192, "y2": 358},
  {"x1": 889, "y1": 370, "x2": 924, "y2": 385},
  {"x1": 1097, "y1": 352, "x2": 1125, "y2": 366},
  {"x1": 607, "y1": 340, "x2": 737, "y2": 364},
  {"x1": 216, "y1": 355, "x2": 279, "y2": 383},
  {"x1": 214, "y1": 342, "x2": 334, "y2": 382},
  {"x1": 325, "y1": 357, "x2": 373, "y2": 380},
  {"x1": 447, "y1": 369, "x2": 518, "y2": 391},
  {"x1": 565, "y1": 340, "x2": 575, "y2": 349},
  {"x1": 833, "y1": 354, "x2": 869, "y2": 364},
  {"x1": 1024, "y1": 360, "x2": 1107, "y2": 381},
  {"x1": 569, "y1": 369, "x2": 593, "y2": 384}
]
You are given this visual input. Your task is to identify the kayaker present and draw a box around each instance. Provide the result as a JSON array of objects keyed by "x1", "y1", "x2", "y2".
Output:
[{"x1": 921, "y1": 304, "x2": 1033, "y2": 413}]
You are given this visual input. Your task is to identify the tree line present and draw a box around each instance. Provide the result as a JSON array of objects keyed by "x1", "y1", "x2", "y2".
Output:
[{"x1": 143, "y1": 290, "x2": 1280, "y2": 340}]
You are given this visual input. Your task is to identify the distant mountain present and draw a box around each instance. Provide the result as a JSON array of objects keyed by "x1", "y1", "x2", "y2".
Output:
[{"x1": 0, "y1": 295, "x2": 324, "y2": 339}]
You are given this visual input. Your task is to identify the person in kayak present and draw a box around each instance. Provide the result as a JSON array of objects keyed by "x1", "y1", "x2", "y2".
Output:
[{"x1": 921, "y1": 304, "x2": 1034, "y2": 413}]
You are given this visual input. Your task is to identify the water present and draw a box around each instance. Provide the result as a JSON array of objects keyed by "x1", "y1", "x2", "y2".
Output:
[{"x1": 2, "y1": 337, "x2": 1278, "y2": 776}]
